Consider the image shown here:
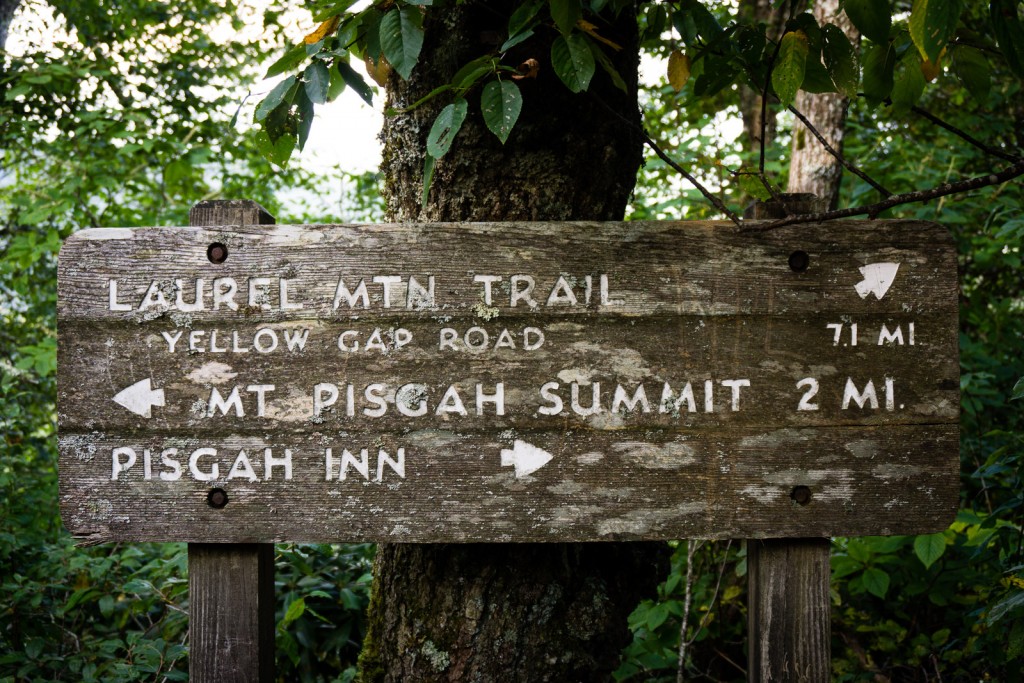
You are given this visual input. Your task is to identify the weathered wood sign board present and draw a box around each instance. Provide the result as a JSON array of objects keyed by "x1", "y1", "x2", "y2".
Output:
[{"x1": 57, "y1": 221, "x2": 959, "y2": 544}]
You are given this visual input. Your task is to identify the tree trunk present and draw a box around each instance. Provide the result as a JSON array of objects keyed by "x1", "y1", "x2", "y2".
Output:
[
  {"x1": 0, "y1": 0, "x2": 21, "y2": 50},
  {"x1": 786, "y1": 0, "x2": 857, "y2": 207},
  {"x1": 359, "y1": 2, "x2": 668, "y2": 680}
]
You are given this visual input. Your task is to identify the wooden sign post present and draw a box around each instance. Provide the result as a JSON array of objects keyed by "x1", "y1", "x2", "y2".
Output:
[
  {"x1": 185, "y1": 201, "x2": 276, "y2": 683},
  {"x1": 57, "y1": 208, "x2": 959, "y2": 678}
]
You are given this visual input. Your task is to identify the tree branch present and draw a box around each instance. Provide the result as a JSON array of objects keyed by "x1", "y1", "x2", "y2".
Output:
[
  {"x1": 910, "y1": 104, "x2": 1023, "y2": 164},
  {"x1": 787, "y1": 104, "x2": 893, "y2": 198},
  {"x1": 741, "y1": 160, "x2": 1024, "y2": 230},
  {"x1": 642, "y1": 132, "x2": 742, "y2": 225}
]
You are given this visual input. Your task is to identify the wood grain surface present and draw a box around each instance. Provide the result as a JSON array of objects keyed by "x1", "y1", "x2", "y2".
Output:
[{"x1": 57, "y1": 220, "x2": 959, "y2": 543}]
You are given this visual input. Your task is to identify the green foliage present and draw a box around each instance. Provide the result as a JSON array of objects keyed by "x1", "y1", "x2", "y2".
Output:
[
  {"x1": 1, "y1": 1, "x2": 382, "y2": 679},
  {"x1": 616, "y1": 541, "x2": 747, "y2": 681},
  {"x1": 990, "y1": 0, "x2": 1024, "y2": 78},
  {"x1": 275, "y1": 544, "x2": 374, "y2": 681},
  {"x1": 844, "y1": 0, "x2": 893, "y2": 44},
  {"x1": 619, "y1": 1, "x2": 1024, "y2": 678}
]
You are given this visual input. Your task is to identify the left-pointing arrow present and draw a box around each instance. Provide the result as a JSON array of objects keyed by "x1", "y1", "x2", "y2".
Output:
[{"x1": 112, "y1": 378, "x2": 165, "y2": 418}]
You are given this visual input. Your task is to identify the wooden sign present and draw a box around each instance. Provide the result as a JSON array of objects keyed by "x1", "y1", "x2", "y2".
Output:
[{"x1": 57, "y1": 221, "x2": 959, "y2": 544}]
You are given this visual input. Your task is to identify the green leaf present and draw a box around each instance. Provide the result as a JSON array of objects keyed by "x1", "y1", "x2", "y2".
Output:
[
  {"x1": 822, "y1": 23, "x2": 859, "y2": 98},
  {"x1": 362, "y1": 8, "x2": 384, "y2": 63},
  {"x1": 327, "y1": 59, "x2": 348, "y2": 101},
  {"x1": 735, "y1": 24, "x2": 767, "y2": 68},
  {"x1": 682, "y1": 0, "x2": 724, "y2": 42},
  {"x1": 913, "y1": 532, "x2": 946, "y2": 569},
  {"x1": 1012, "y1": 377, "x2": 1024, "y2": 401},
  {"x1": 988, "y1": 589, "x2": 1024, "y2": 624},
  {"x1": 738, "y1": 173, "x2": 772, "y2": 201},
  {"x1": 801, "y1": 56, "x2": 837, "y2": 93},
  {"x1": 508, "y1": 0, "x2": 545, "y2": 39},
  {"x1": 263, "y1": 99, "x2": 295, "y2": 142},
  {"x1": 590, "y1": 39, "x2": 628, "y2": 93},
  {"x1": 164, "y1": 158, "x2": 191, "y2": 187},
  {"x1": 792, "y1": 12, "x2": 823, "y2": 53},
  {"x1": 304, "y1": 61, "x2": 331, "y2": 105},
  {"x1": 265, "y1": 44, "x2": 308, "y2": 79},
  {"x1": 909, "y1": 0, "x2": 962, "y2": 63},
  {"x1": 421, "y1": 153, "x2": 436, "y2": 211},
  {"x1": 891, "y1": 51, "x2": 926, "y2": 115},
  {"x1": 254, "y1": 75, "x2": 298, "y2": 122},
  {"x1": 99, "y1": 594, "x2": 115, "y2": 618},
  {"x1": 646, "y1": 602, "x2": 670, "y2": 630},
  {"x1": 337, "y1": 60, "x2": 374, "y2": 105},
  {"x1": 693, "y1": 53, "x2": 738, "y2": 97},
  {"x1": 480, "y1": 80, "x2": 522, "y2": 144},
  {"x1": 314, "y1": 0, "x2": 361, "y2": 21},
  {"x1": 501, "y1": 29, "x2": 534, "y2": 52},
  {"x1": 861, "y1": 567, "x2": 890, "y2": 598},
  {"x1": 831, "y1": 555, "x2": 863, "y2": 580},
  {"x1": 426, "y1": 98, "x2": 468, "y2": 158},
  {"x1": 296, "y1": 86, "x2": 314, "y2": 151},
  {"x1": 772, "y1": 30, "x2": 809, "y2": 106},
  {"x1": 862, "y1": 42, "x2": 896, "y2": 105},
  {"x1": 282, "y1": 597, "x2": 306, "y2": 626},
  {"x1": 551, "y1": 33, "x2": 596, "y2": 93},
  {"x1": 991, "y1": 0, "x2": 1024, "y2": 79},
  {"x1": 844, "y1": 0, "x2": 892, "y2": 43},
  {"x1": 549, "y1": 0, "x2": 582, "y2": 35},
  {"x1": 255, "y1": 130, "x2": 296, "y2": 167},
  {"x1": 380, "y1": 7, "x2": 424, "y2": 80},
  {"x1": 951, "y1": 46, "x2": 989, "y2": 101},
  {"x1": 306, "y1": 38, "x2": 326, "y2": 56}
]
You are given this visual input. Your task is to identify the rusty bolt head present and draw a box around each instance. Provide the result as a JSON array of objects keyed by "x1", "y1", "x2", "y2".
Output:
[
  {"x1": 207, "y1": 242, "x2": 228, "y2": 264},
  {"x1": 207, "y1": 488, "x2": 228, "y2": 509}
]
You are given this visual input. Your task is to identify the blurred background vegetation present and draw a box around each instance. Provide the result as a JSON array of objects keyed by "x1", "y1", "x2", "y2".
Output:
[{"x1": 2, "y1": 1, "x2": 1022, "y2": 681}]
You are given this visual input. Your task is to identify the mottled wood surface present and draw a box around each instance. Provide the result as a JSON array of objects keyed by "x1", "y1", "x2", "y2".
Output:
[
  {"x1": 189, "y1": 543, "x2": 275, "y2": 683},
  {"x1": 748, "y1": 538, "x2": 832, "y2": 682},
  {"x1": 186, "y1": 199, "x2": 275, "y2": 683},
  {"x1": 57, "y1": 220, "x2": 959, "y2": 543}
]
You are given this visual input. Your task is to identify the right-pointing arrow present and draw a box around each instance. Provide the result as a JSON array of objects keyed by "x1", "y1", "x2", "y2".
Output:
[
  {"x1": 855, "y1": 262, "x2": 900, "y2": 300},
  {"x1": 112, "y1": 378, "x2": 165, "y2": 418},
  {"x1": 500, "y1": 440, "x2": 553, "y2": 478}
]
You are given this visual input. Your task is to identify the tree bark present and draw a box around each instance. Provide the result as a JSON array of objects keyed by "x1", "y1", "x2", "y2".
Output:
[
  {"x1": 0, "y1": 0, "x2": 21, "y2": 50},
  {"x1": 786, "y1": 0, "x2": 857, "y2": 207},
  {"x1": 359, "y1": 2, "x2": 668, "y2": 680},
  {"x1": 379, "y1": 0, "x2": 643, "y2": 223}
]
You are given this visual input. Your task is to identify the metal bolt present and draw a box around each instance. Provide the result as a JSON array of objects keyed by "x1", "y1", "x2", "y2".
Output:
[
  {"x1": 791, "y1": 485, "x2": 812, "y2": 506},
  {"x1": 207, "y1": 488, "x2": 228, "y2": 509},
  {"x1": 207, "y1": 242, "x2": 228, "y2": 264}
]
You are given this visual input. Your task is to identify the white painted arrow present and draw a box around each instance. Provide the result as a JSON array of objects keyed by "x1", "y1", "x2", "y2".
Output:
[
  {"x1": 113, "y1": 378, "x2": 165, "y2": 418},
  {"x1": 500, "y1": 440, "x2": 553, "y2": 478},
  {"x1": 855, "y1": 262, "x2": 900, "y2": 300}
]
